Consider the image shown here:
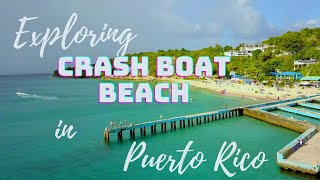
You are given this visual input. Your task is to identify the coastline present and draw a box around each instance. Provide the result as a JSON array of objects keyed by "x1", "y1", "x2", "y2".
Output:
[{"x1": 99, "y1": 76, "x2": 319, "y2": 102}]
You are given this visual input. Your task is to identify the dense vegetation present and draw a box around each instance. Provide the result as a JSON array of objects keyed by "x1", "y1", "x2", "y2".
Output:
[
  {"x1": 54, "y1": 27, "x2": 320, "y2": 79},
  {"x1": 229, "y1": 28, "x2": 320, "y2": 79}
]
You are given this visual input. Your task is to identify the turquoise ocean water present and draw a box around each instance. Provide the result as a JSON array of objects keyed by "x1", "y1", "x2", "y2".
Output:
[{"x1": 0, "y1": 75, "x2": 316, "y2": 179}]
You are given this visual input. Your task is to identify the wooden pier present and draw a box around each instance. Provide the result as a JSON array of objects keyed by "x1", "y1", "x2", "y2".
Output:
[{"x1": 104, "y1": 108, "x2": 242, "y2": 141}]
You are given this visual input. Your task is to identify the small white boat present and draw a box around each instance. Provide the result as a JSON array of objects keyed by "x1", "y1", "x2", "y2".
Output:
[{"x1": 16, "y1": 88, "x2": 28, "y2": 96}]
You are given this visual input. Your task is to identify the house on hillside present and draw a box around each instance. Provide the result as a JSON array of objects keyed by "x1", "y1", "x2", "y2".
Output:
[
  {"x1": 224, "y1": 43, "x2": 273, "y2": 57},
  {"x1": 294, "y1": 59, "x2": 317, "y2": 70},
  {"x1": 224, "y1": 50, "x2": 250, "y2": 56},
  {"x1": 240, "y1": 43, "x2": 271, "y2": 52}
]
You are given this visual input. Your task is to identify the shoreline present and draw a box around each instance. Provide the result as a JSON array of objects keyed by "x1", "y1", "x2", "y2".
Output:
[
  {"x1": 182, "y1": 79, "x2": 319, "y2": 101},
  {"x1": 186, "y1": 80, "x2": 270, "y2": 102},
  {"x1": 99, "y1": 76, "x2": 320, "y2": 102},
  {"x1": 54, "y1": 75, "x2": 319, "y2": 102}
]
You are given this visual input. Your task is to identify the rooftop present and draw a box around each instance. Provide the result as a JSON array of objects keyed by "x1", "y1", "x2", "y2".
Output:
[
  {"x1": 294, "y1": 59, "x2": 317, "y2": 63},
  {"x1": 300, "y1": 76, "x2": 320, "y2": 81},
  {"x1": 272, "y1": 72, "x2": 302, "y2": 75}
]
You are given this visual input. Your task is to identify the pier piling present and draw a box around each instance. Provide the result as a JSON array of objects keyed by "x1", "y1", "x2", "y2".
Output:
[
  {"x1": 104, "y1": 130, "x2": 109, "y2": 142},
  {"x1": 117, "y1": 131, "x2": 122, "y2": 140},
  {"x1": 106, "y1": 106, "x2": 257, "y2": 142}
]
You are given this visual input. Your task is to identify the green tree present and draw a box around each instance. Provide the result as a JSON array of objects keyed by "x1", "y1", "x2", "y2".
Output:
[
  {"x1": 304, "y1": 47, "x2": 320, "y2": 59},
  {"x1": 258, "y1": 50, "x2": 273, "y2": 62},
  {"x1": 223, "y1": 45, "x2": 233, "y2": 51},
  {"x1": 252, "y1": 49, "x2": 262, "y2": 59},
  {"x1": 279, "y1": 32, "x2": 304, "y2": 54}
]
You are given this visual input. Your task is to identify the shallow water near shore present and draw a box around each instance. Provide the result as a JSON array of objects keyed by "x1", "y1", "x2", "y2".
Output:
[{"x1": 0, "y1": 74, "x2": 317, "y2": 179}]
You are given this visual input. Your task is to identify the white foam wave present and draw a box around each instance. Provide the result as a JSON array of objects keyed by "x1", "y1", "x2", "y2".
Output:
[{"x1": 246, "y1": 97, "x2": 257, "y2": 100}]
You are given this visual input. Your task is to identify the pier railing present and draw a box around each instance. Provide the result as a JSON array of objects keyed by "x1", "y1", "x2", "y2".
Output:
[
  {"x1": 104, "y1": 108, "x2": 243, "y2": 141},
  {"x1": 245, "y1": 94, "x2": 320, "y2": 109},
  {"x1": 277, "y1": 127, "x2": 319, "y2": 175}
]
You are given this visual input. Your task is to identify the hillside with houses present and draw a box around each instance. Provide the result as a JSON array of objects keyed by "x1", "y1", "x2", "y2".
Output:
[
  {"x1": 54, "y1": 27, "x2": 320, "y2": 86},
  {"x1": 223, "y1": 28, "x2": 320, "y2": 83}
]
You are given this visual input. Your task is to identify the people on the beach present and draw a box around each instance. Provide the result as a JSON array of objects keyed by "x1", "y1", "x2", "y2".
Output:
[{"x1": 298, "y1": 138, "x2": 303, "y2": 147}]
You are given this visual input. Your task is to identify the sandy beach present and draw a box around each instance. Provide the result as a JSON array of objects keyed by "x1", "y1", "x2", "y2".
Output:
[
  {"x1": 101, "y1": 76, "x2": 320, "y2": 101},
  {"x1": 179, "y1": 79, "x2": 320, "y2": 101}
]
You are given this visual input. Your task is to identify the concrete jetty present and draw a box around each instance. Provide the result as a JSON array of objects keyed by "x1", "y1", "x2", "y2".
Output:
[
  {"x1": 298, "y1": 102, "x2": 320, "y2": 110},
  {"x1": 287, "y1": 132, "x2": 320, "y2": 168},
  {"x1": 277, "y1": 106, "x2": 320, "y2": 119},
  {"x1": 104, "y1": 94, "x2": 320, "y2": 175},
  {"x1": 244, "y1": 95, "x2": 320, "y2": 175}
]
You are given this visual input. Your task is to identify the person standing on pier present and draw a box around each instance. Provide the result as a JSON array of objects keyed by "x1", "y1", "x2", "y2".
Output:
[
  {"x1": 125, "y1": 119, "x2": 128, "y2": 126},
  {"x1": 119, "y1": 120, "x2": 122, "y2": 127},
  {"x1": 110, "y1": 121, "x2": 113, "y2": 129},
  {"x1": 160, "y1": 115, "x2": 163, "y2": 120},
  {"x1": 298, "y1": 138, "x2": 302, "y2": 147},
  {"x1": 130, "y1": 122, "x2": 134, "y2": 127}
]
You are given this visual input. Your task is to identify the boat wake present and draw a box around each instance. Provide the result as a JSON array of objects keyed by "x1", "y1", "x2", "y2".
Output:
[{"x1": 16, "y1": 91, "x2": 58, "y2": 100}]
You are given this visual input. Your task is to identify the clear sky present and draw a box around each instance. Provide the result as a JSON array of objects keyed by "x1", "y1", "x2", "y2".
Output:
[{"x1": 1, "y1": 0, "x2": 320, "y2": 75}]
